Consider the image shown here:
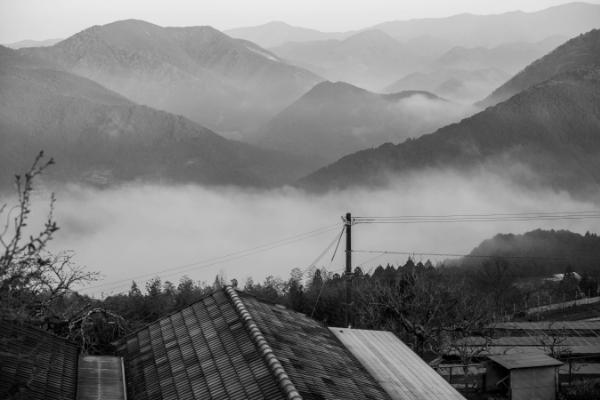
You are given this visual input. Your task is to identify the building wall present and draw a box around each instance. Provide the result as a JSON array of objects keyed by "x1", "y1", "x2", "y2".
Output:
[
  {"x1": 510, "y1": 367, "x2": 556, "y2": 400},
  {"x1": 484, "y1": 362, "x2": 507, "y2": 392}
]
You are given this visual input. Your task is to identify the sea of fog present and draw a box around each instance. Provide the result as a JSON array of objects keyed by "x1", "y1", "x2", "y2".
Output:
[{"x1": 8, "y1": 170, "x2": 600, "y2": 297}]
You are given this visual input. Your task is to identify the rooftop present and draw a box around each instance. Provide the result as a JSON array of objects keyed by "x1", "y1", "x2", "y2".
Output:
[
  {"x1": 331, "y1": 328, "x2": 465, "y2": 400},
  {"x1": 487, "y1": 353, "x2": 563, "y2": 370},
  {"x1": 114, "y1": 286, "x2": 393, "y2": 400},
  {"x1": 0, "y1": 321, "x2": 79, "y2": 400}
]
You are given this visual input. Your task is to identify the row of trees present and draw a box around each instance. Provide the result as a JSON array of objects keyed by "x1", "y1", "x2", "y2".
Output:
[{"x1": 2, "y1": 153, "x2": 599, "y2": 359}]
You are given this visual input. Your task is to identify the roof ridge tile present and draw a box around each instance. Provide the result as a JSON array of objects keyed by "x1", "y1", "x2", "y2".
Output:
[{"x1": 224, "y1": 285, "x2": 302, "y2": 400}]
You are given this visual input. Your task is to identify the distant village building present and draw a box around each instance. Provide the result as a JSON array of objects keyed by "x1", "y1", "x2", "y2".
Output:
[
  {"x1": 1, "y1": 286, "x2": 465, "y2": 400},
  {"x1": 546, "y1": 272, "x2": 582, "y2": 282},
  {"x1": 485, "y1": 353, "x2": 562, "y2": 400}
]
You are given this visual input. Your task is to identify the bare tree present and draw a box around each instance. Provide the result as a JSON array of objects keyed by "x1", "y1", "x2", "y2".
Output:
[{"x1": 0, "y1": 151, "x2": 98, "y2": 322}]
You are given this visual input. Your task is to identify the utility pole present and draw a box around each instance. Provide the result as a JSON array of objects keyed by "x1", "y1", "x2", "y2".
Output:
[{"x1": 345, "y1": 212, "x2": 352, "y2": 328}]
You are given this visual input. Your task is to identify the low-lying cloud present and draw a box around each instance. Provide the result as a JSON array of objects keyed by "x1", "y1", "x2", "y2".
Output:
[{"x1": 10, "y1": 169, "x2": 600, "y2": 297}]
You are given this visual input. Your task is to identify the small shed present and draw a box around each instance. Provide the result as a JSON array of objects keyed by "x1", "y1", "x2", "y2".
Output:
[{"x1": 486, "y1": 353, "x2": 562, "y2": 400}]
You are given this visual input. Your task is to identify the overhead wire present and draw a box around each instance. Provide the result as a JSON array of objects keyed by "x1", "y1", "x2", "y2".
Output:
[
  {"x1": 351, "y1": 249, "x2": 600, "y2": 262},
  {"x1": 79, "y1": 209, "x2": 600, "y2": 295},
  {"x1": 310, "y1": 227, "x2": 345, "y2": 318},
  {"x1": 352, "y1": 211, "x2": 600, "y2": 224},
  {"x1": 80, "y1": 222, "x2": 341, "y2": 295}
]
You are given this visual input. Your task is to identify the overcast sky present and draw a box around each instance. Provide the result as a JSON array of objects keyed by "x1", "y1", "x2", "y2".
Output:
[{"x1": 1, "y1": 0, "x2": 596, "y2": 43}]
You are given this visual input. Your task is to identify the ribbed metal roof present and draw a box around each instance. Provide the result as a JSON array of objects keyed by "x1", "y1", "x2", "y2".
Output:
[
  {"x1": 77, "y1": 356, "x2": 126, "y2": 400},
  {"x1": 330, "y1": 328, "x2": 465, "y2": 400},
  {"x1": 487, "y1": 353, "x2": 563, "y2": 370}
]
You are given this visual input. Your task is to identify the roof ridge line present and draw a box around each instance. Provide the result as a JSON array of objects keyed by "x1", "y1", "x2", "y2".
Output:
[{"x1": 223, "y1": 285, "x2": 302, "y2": 400}]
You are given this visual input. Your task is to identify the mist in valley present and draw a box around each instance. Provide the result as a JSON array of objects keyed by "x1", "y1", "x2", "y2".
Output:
[{"x1": 10, "y1": 168, "x2": 596, "y2": 298}]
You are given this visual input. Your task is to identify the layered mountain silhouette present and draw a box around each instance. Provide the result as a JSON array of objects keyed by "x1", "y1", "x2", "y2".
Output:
[
  {"x1": 480, "y1": 29, "x2": 600, "y2": 107},
  {"x1": 225, "y1": 21, "x2": 349, "y2": 48},
  {"x1": 372, "y1": 2, "x2": 600, "y2": 47},
  {"x1": 270, "y1": 30, "x2": 423, "y2": 91},
  {"x1": 21, "y1": 20, "x2": 321, "y2": 138},
  {"x1": 433, "y1": 37, "x2": 565, "y2": 75},
  {"x1": 5, "y1": 38, "x2": 63, "y2": 49},
  {"x1": 257, "y1": 81, "x2": 471, "y2": 166},
  {"x1": 299, "y1": 67, "x2": 600, "y2": 195},
  {"x1": 0, "y1": 46, "x2": 312, "y2": 187},
  {"x1": 384, "y1": 68, "x2": 509, "y2": 103}
]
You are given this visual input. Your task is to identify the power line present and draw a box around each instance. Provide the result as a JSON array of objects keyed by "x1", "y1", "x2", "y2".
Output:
[
  {"x1": 352, "y1": 211, "x2": 600, "y2": 224},
  {"x1": 80, "y1": 222, "x2": 341, "y2": 294},
  {"x1": 351, "y1": 249, "x2": 600, "y2": 262},
  {"x1": 310, "y1": 230, "x2": 345, "y2": 318}
]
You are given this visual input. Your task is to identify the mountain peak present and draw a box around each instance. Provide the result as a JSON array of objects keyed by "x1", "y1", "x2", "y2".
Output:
[
  {"x1": 343, "y1": 29, "x2": 398, "y2": 44},
  {"x1": 305, "y1": 81, "x2": 370, "y2": 98},
  {"x1": 480, "y1": 28, "x2": 600, "y2": 107}
]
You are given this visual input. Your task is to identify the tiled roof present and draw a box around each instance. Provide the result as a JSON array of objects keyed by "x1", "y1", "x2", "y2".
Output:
[
  {"x1": 240, "y1": 293, "x2": 392, "y2": 400},
  {"x1": 330, "y1": 328, "x2": 465, "y2": 400},
  {"x1": 115, "y1": 289, "x2": 284, "y2": 400},
  {"x1": 0, "y1": 321, "x2": 79, "y2": 400},
  {"x1": 116, "y1": 287, "x2": 392, "y2": 400}
]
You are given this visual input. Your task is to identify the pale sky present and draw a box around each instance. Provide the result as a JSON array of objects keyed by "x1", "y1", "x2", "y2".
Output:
[{"x1": 0, "y1": 0, "x2": 596, "y2": 43}]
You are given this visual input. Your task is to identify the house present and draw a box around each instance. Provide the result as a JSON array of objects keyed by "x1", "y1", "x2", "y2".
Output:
[
  {"x1": 485, "y1": 353, "x2": 563, "y2": 400},
  {"x1": 2, "y1": 286, "x2": 465, "y2": 399}
]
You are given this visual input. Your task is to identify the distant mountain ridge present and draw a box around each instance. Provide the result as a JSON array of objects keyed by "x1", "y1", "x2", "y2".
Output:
[
  {"x1": 225, "y1": 21, "x2": 349, "y2": 48},
  {"x1": 5, "y1": 38, "x2": 63, "y2": 49},
  {"x1": 299, "y1": 67, "x2": 600, "y2": 196},
  {"x1": 0, "y1": 45, "x2": 313, "y2": 188},
  {"x1": 480, "y1": 29, "x2": 600, "y2": 107},
  {"x1": 21, "y1": 19, "x2": 322, "y2": 138},
  {"x1": 384, "y1": 68, "x2": 510, "y2": 103},
  {"x1": 433, "y1": 36, "x2": 566, "y2": 75},
  {"x1": 227, "y1": 3, "x2": 600, "y2": 49},
  {"x1": 461, "y1": 229, "x2": 600, "y2": 276},
  {"x1": 258, "y1": 80, "x2": 472, "y2": 166},
  {"x1": 371, "y1": 2, "x2": 600, "y2": 47},
  {"x1": 270, "y1": 30, "x2": 423, "y2": 91}
]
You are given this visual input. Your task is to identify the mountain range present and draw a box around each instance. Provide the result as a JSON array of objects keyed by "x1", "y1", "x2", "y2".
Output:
[
  {"x1": 225, "y1": 21, "x2": 349, "y2": 48},
  {"x1": 257, "y1": 81, "x2": 472, "y2": 166},
  {"x1": 384, "y1": 68, "x2": 510, "y2": 103},
  {"x1": 228, "y1": 3, "x2": 600, "y2": 49},
  {"x1": 20, "y1": 19, "x2": 322, "y2": 139},
  {"x1": 270, "y1": 30, "x2": 423, "y2": 91},
  {"x1": 0, "y1": 46, "x2": 312, "y2": 188},
  {"x1": 299, "y1": 67, "x2": 600, "y2": 195},
  {"x1": 480, "y1": 29, "x2": 600, "y2": 107},
  {"x1": 5, "y1": 38, "x2": 63, "y2": 49},
  {"x1": 372, "y1": 2, "x2": 600, "y2": 47},
  {"x1": 432, "y1": 36, "x2": 566, "y2": 75}
]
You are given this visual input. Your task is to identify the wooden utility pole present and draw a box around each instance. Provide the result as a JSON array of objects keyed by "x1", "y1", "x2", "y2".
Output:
[{"x1": 345, "y1": 212, "x2": 352, "y2": 328}]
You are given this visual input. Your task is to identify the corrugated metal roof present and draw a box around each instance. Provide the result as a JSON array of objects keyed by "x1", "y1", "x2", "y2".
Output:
[
  {"x1": 77, "y1": 356, "x2": 126, "y2": 400},
  {"x1": 488, "y1": 353, "x2": 563, "y2": 370},
  {"x1": 0, "y1": 321, "x2": 79, "y2": 400},
  {"x1": 330, "y1": 328, "x2": 465, "y2": 400}
]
